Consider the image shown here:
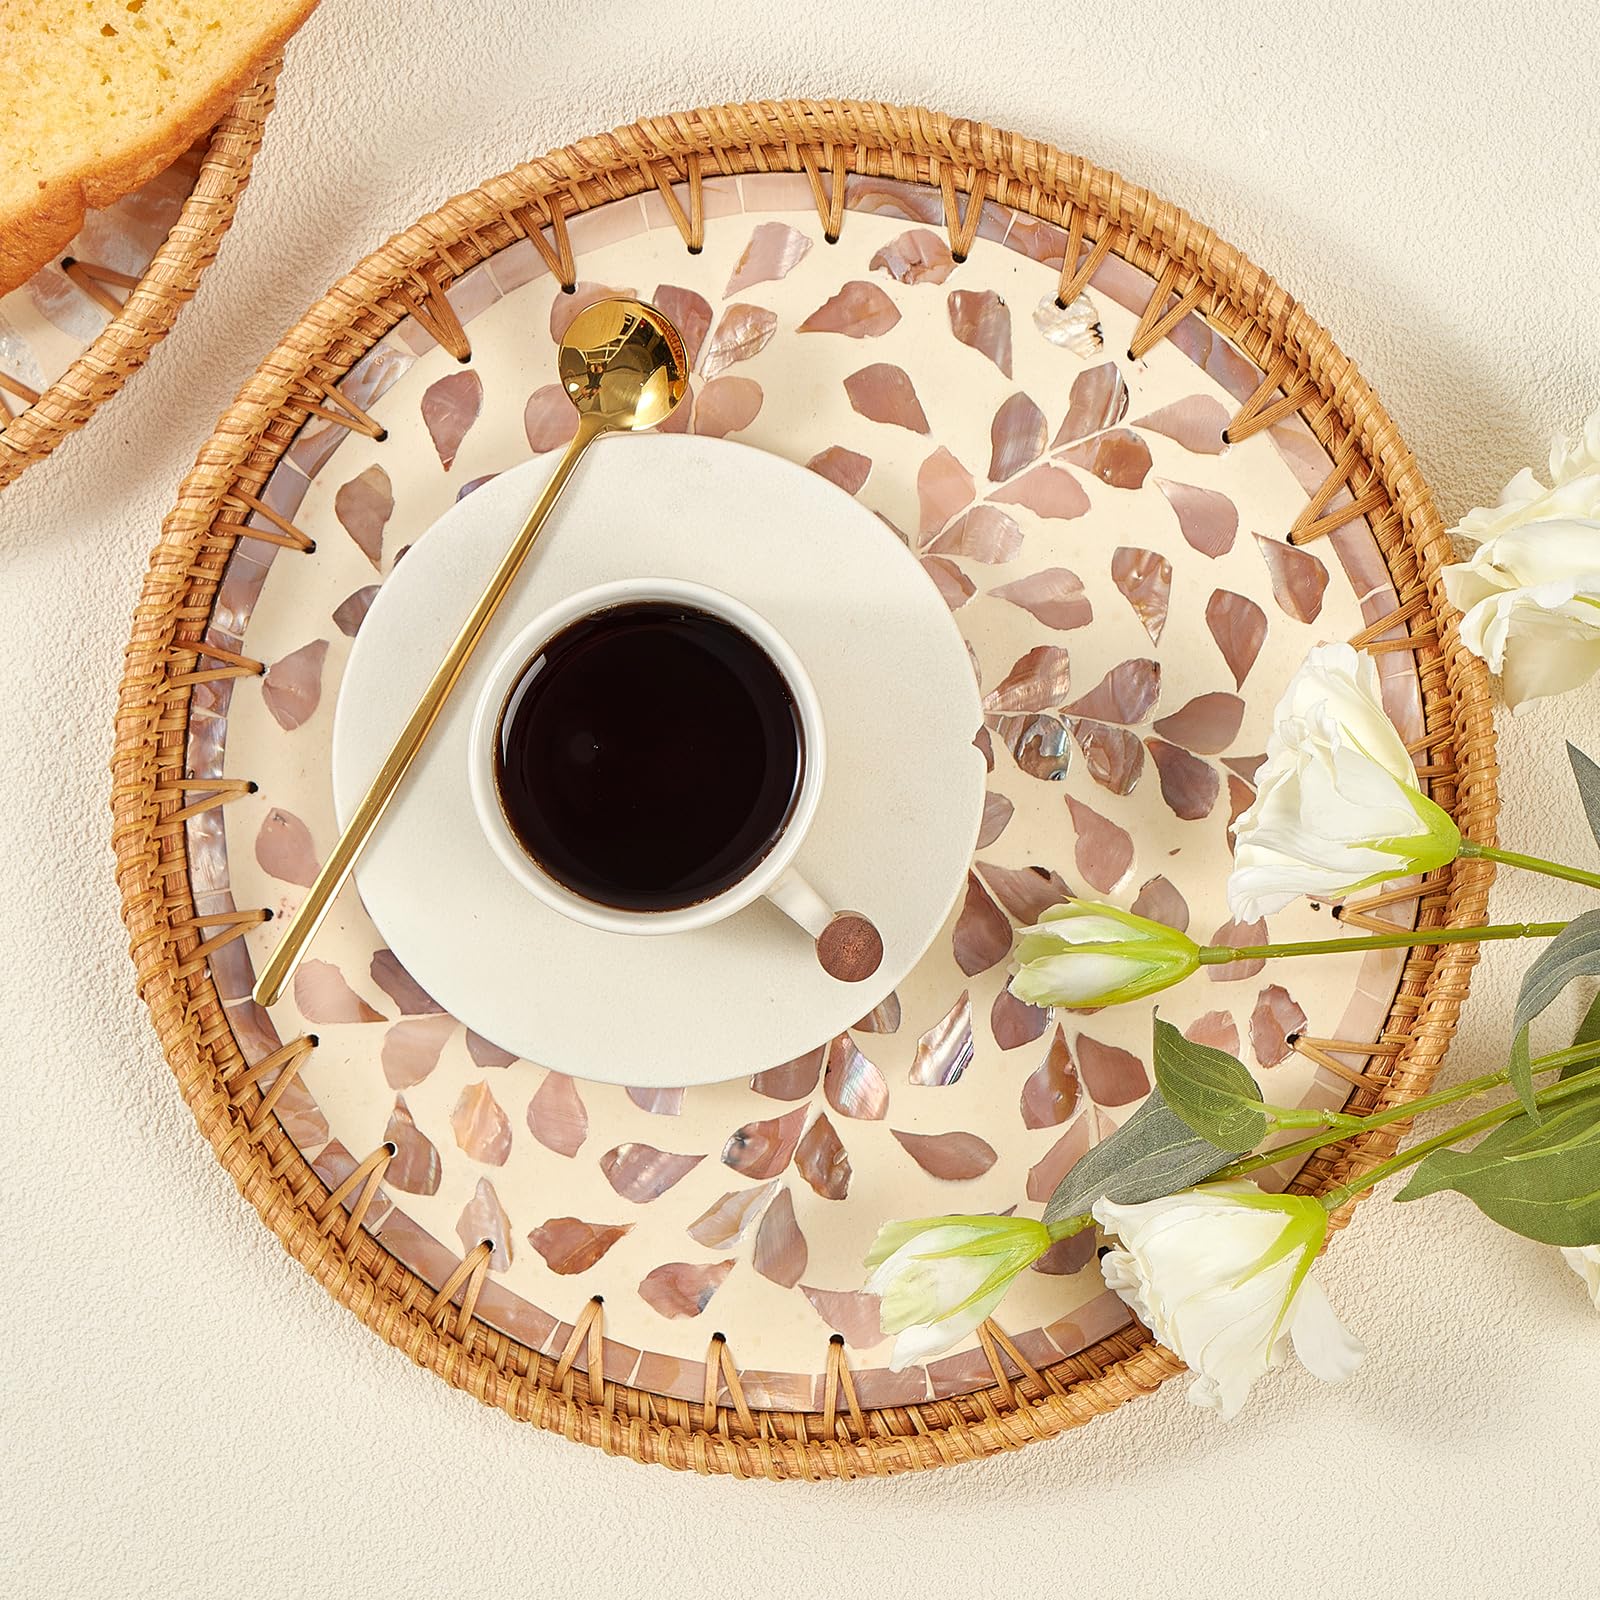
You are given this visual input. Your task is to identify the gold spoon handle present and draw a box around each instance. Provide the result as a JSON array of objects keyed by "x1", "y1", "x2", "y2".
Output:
[{"x1": 253, "y1": 413, "x2": 608, "y2": 1008}]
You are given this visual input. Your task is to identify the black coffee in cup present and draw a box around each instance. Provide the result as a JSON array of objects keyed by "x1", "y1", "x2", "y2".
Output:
[{"x1": 492, "y1": 601, "x2": 805, "y2": 911}]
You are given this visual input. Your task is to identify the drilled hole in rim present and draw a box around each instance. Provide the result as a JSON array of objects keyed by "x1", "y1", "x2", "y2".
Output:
[
  {"x1": 823, "y1": 232, "x2": 839, "y2": 245},
  {"x1": 374, "y1": 428, "x2": 389, "y2": 442},
  {"x1": 560, "y1": 282, "x2": 577, "y2": 295},
  {"x1": 245, "y1": 781, "x2": 259, "y2": 794},
  {"x1": 306, "y1": 1033, "x2": 320, "y2": 1047},
  {"x1": 951, "y1": 251, "x2": 968, "y2": 264},
  {"x1": 301, "y1": 540, "x2": 317, "y2": 555},
  {"x1": 687, "y1": 244, "x2": 703, "y2": 256},
  {"x1": 382, "y1": 1140, "x2": 398, "y2": 1157}
]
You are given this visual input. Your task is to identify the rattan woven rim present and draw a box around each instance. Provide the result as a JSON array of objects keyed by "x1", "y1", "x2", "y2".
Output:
[
  {"x1": 112, "y1": 99, "x2": 1499, "y2": 1479},
  {"x1": 0, "y1": 61, "x2": 280, "y2": 490}
]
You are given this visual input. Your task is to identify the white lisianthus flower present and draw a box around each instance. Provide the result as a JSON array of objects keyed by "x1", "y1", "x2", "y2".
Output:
[
  {"x1": 1228, "y1": 641, "x2": 1460, "y2": 920},
  {"x1": 1441, "y1": 408, "x2": 1600, "y2": 709},
  {"x1": 864, "y1": 1215, "x2": 1054, "y2": 1369},
  {"x1": 1561, "y1": 1245, "x2": 1600, "y2": 1309},
  {"x1": 1094, "y1": 1179, "x2": 1365, "y2": 1420},
  {"x1": 1008, "y1": 899, "x2": 1201, "y2": 1009}
]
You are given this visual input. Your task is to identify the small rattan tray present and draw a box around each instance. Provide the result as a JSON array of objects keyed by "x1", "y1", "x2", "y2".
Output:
[
  {"x1": 0, "y1": 61, "x2": 279, "y2": 490},
  {"x1": 113, "y1": 99, "x2": 1497, "y2": 1479}
]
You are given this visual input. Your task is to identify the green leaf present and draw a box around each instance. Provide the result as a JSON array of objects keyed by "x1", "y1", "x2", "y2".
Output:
[
  {"x1": 1508, "y1": 908, "x2": 1600, "y2": 1117},
  {"x1": 1395, "y1": 1081, "x2": 1600, "y2": 1245},
  {"x1": 1567, "y1": 743, "x2": 1600, "y2": 852},
  {"x1": 1151, "y1": 1015, "x2": 1269, "y2": 1153},
  {"x1": 1043, "y1": 1086, "x2": 1236, "y2": 1224},
  {"x1": 1566, "y1": 990, "x2": 1600, "y2": 1081}
]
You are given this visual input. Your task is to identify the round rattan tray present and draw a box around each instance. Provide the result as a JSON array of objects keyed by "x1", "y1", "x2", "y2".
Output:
[
  {"x1": 0, "y1": 61, "x2": 279, "y2": 490},
  {"x1": 113, "y1": 99, "x2": 1498, "y2": 1478}
]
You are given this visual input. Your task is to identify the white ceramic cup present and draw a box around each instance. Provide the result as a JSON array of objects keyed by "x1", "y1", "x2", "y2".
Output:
[{"x1": 468, "y1": 577, "x2": 837, "y2": 940}]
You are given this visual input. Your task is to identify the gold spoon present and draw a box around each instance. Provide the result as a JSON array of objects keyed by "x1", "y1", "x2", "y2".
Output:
[{"x1": 252, "y1": 298, "x2": 690, "y2": 1007}]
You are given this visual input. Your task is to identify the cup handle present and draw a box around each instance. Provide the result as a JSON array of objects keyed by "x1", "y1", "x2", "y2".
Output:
[{"x1": 764, "y1": 867, "x2": 884, "y2": 984}]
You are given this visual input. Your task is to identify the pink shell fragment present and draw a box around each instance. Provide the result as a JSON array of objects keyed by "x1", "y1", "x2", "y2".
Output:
[
  {"x1": 1251, "y1": 985, "x2": 1308, "y2": 1067},
  {"x1": 528, "y1": 1216, "x2": 631, "y2": 1274},
  {"x1": 333, "y1": 464, "x2": 392, "y2": 567},
  {"x1": 854, "y1": 991, "x2": 902, "y2": 1033},
  {"x1": 909, "y1": 992, "x2": 974, "y2": 1086},
  {"x1": 383, "y1": 1096, "x2": 440, "y2": 1195},
  {"x1": 1075, "y1": 1034, "x2": 1149, "y2": 1106},
  {"x1": 294, "y1": 960, "x2": 385, "y2": 1024},
  {"x1": 807, "y1": 446, "x2": 871, "y2": 495},
  {"x1": 700, "y1": 303, "x2": 777, "y2": 379},
  {"x1": 794, "y1": 1116, "x2": 852, "y2": 1200},
  {"x1": 721, "y1": 1107, "x2": 807, "y2": 1179},
  {"x1": 800, "y1": 280, "x2": 901, "y2": 337},
  {"x1": 1069, "y1": 720, "x2": 1145, "y2": 795},
  {"x1": 845, "y1": 363, "x2": 930, "y2": 432},
  {"x1": 1130, "y1": 875, "x2": 1190, "y2": 932},
  {"x1": 691, "y1": 375, "x2": 762, "y2": 438},
  {"x1": 451, "y1": 1080, "x2": 513, "y2": 1165},
  {"x1": 1225, "y1": 753, "x2": 1268, "y2": 784},
  {"x1": 1057, "y1": 428, "x2": 1152, "y2": 489},
  {"x1": 639, "y1": 1260, "x2": 735, "y2": 1319},
  {"x1": 456, "y1": 1178, "x2": 513, "y2": 1271},
  {"x1": 1146, "y1": 738, "x2": 1220, "y2": 820},
  {"x1": 991, "y1": 987, "x2": 1050, "y2": 1049},
  {"x1": 869, "y1": 227, "x2": 955, "y2": 285},
  {"x1": 724, "y1": 221, "x2": 812, "y2": 294},
  {"x1": 977, "y1": 860, "x2": 1074, "y2": 924},
  {"x1": 1152, "y1": 692, "x2": 1245, "y2": 754},
  {"x1": 977, "y1": 791, "x2": 1015, "y2": 848},
  {"x1": 1255, "y1": 533, "x2": 1330, "y2": 623},
  {"x1": 466, "y1": 1031, "x2": 516, "y2": 1070},
  {"x1": 983, "y1": 645, "x2": 1072, "y2": 714},
  {"x1": 991, "y1": 713, "x2": 1072, "y2": 781},
  {"x1": 1186, "y1": 1010, "x2": 1241, "y2": 1056},
  {"x1": 928, "y1": 504, "x2": 1024, "y2": 563},
  {"x1": 687, "y1": 1183, "x2": 777, "y2": 1248},
  {"x1": 824, "y1": 1034, "x2": 889, "y2": 1120},
  {"x1": 1021, "y1": 1028, "x2": 1079, "y2": 1128},
  {"x1": 988, "y1": 464, "x2": 1090, "y2": 521},
  {"x1": 753, "y1": 1189, "x2": 808, "y2": 1287},
  {"x1": 601, "y1": 1143, "x2": 704, "y2": 1201},
  {"x1": 1206, "y1": 918, "x2": 1269, "y2": 981},
  {"x1": 524, "y1": 383, "x2": 578, "y2": 452},
  {"x1": 261, "y1": 640, "x2": 327, "y2": 731},
  {"x1": 627, "y1": 1086, "x2": 685, "y2": 1116},
  {"x1": 420, "y1": 369, "x2": 482, "y2": 470},
  {"x1": 750, "y1": 1046, "x2": 825, "y2": 1100},
  {"x1": 1156, "y1": 478, "x2": 1238, "y2": 556},
  {"x1": 802, "y1": 1285, "x2": 884, "y2": 1348},
  {"x1": 916, "y1": 445, "x2": 976, "y2": 538},
  {"x1": 947, "y1": 289, "x2": 1012, "y2": 376},
  {"x1": 1026, "y1": 1111, "x2": 1098, "y2": 1203},
  {"x1": 1206, "y1": 590, "x2": 1269, "y2": 687},
  {"x1": 921, "y1": 555, "x2": 975, "y2": 610},
  {"x1": 1066, "y1": 796, "x2": 1134, "y2": 893},
  {"x1": 1052, "y1": 362, "x2": 1129, "y2": 446},
  {"x1": 255, "y1": 807, "x2": 319, "y2": 886},
  {"x1": 1064, "y1": 658, "x2": 1160, "y2": 724},
  {"x1": 332, "y1": 585, "x2": 378, "y2": 637},
  {"x1": 952, "y1": 872, "x2": 1013, "y2": 975},
  {"x1": 1110, "y1": 548, "x2": 1172, "y2": 644},
  {"x1": 1228, "y1": 774, "x2": 1257, "y2": 843},
  {"x1": 370, "y1": 948, "x2": 443, "y2": 1015},
  {"x1": 527, "y1": 1073, "x2": 587, "y2": 1156},
  {"x1": 381, "y1": 1014, "x2": 453, "y2": 1089},
  {"x1": 989, "y1": 391, "x2": 1047, "y2": 479},
  {"x1": 650, "y1": 284, "x2": 712, "y2": 367},
  {"x1": 892, "y1": 1128, "x2": 998, "y2": 1181},
  {"x1": 1135, "y1": 394, "x2": 1230, "y2": 454}
]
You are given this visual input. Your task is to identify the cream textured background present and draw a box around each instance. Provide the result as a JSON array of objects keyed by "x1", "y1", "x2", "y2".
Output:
[{"x1": 2, "y1": 1, "x2": 1597, "y2": 1595}]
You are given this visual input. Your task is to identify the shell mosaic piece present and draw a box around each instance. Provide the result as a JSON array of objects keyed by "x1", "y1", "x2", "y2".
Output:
[
  {"x1": 185, "y1": 174, "x2": 1425, "y2": 1411},
  {"x1": 0, "y1": 144, "x2": 205, "y2": 414}
]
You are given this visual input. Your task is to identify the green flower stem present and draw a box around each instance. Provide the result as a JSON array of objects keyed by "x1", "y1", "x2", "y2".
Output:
[
  {"x1": 1318, "y1": 1059, "x2": 1600, "y2": 1211},
  {"x1": 1459, "y1": 840, "x2": 1600, "y2": 892},
  {"x1": 1260, "y1": 1103, "x2": 1367, "y2": 1135},
  {"x1": 1045, "y1": 1214, "x2": 1094, "y2": 1243},
  {"x1": 1212, "y1": 1038, "x2": 1600, "y2": 1186},
  {"x1": 1196, "y1": 920, "x2": 1567, "y2": 966}
]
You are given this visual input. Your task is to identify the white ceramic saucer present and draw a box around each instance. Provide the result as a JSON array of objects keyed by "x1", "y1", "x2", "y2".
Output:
[{"x1": 331, "y1": 433, "x2": 985, "y2": 1086}]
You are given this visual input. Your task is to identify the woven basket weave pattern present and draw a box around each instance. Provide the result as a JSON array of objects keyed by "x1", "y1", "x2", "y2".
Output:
[
  {"x1": 0, "y1": 62, "x2": 280, "y2": 490},
  {"x1": 112, "y1": 99, "x2": 1498, "y2": 1478}
]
